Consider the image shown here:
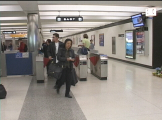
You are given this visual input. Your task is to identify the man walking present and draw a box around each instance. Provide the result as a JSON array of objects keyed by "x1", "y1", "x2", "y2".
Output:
[{"x1": 47, "y1": 33, "x2": 64, "y2": 89}]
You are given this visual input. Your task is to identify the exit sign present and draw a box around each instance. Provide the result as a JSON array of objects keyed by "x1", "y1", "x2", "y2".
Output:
[
  {"x1": 56, "y1": 16, "x2": 83, "y2": 22},
  {"x1": 3, "y1": 31, "x2": 16, "y2": 34},
  {"x1": 146, "y1": 8, "x2": 157, "y2": 17}
]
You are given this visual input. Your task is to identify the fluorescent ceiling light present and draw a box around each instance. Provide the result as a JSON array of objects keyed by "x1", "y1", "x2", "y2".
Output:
[
  {"x1": 0, "y1": 17, "x2": 27, "y2": 20},
  {"x1": 41, "y1": 22, "x2": 110, "y2": 25},
  {"x1": 38, "y1": 5, "x2": 162, "y2": 12},
  {"x1": 1, "y1": 27, "x2": 27, "y2": 29},
  {"x1": 42, "y1": 25, "x2": 105, "y2": 28},
  {"x1": 0, "y1": 23, "x2": 27, "y2": 25},
  {"x1": 42, "y1": 29, "x2": 88, "y2": 32},
  {"x1": 39, "y1": 11, "x2": 137, "y2": 16},
  {"x1": 0, "y1": 5, "x2": 23, "y2": 11},
  {"x1": 40, "y1": 16, "x2": 128, "y2": 20}
]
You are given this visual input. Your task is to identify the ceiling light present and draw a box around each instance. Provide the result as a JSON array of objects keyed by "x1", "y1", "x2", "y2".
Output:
[
  {"x1": 38, "y1": 5, "x2": 162, "y2": 12},
  {"x1": 0, "y1": 23, "x2": 27, "y2": 25},
  {"x1": 0, "y1": 17, "x2": 27, "y2": 20},
  {"x1": 39, "y1": 11, "x2": 137, "y2": 16},
  {"x1": 40, "y1": 16, "x2": 128, "y2": 20},
  {"x1": 0, "y1": 5, "x2": 23, "y2": 11}
]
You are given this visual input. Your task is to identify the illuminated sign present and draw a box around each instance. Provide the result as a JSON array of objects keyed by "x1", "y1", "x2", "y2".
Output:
[
  {"x1": 146, "y1": 8, "x2": 156, "y2": 17},
  {"x1": 50, "y1": 30, "x2": 63, "y2": 32},
  {"x1": 10, "y1": 34, "x2": 27, "y2": 38},
  {"x1": 3, "y1": 31, "x2": 16, "y2": 34},
  {"x1": 56, "y1": 16, "x2": 83, "y2": 22}
]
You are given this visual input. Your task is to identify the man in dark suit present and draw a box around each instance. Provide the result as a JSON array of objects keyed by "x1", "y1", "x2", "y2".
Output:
[{"x1": 47, "y1": 33, "x2": 64, "y2": 89}]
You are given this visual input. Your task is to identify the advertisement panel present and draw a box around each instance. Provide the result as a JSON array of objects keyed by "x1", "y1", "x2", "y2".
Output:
[
  {"x1": 99, "y1": 33, "x2": 104, "y2": 46},
  {"x1": 125, "y1": 30, "x2": 135, "y2": 59},
  {"x1": 136, "y1": 32, "x2": 145, "y2": 54}
]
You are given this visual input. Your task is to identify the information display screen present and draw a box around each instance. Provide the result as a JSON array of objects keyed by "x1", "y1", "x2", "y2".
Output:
[
  {"x1": 125, "y1": 31, "x2": 135, "y2": 59},
  {"x1": 131, "y1": 14, "x2": 144, "y2": 27}
]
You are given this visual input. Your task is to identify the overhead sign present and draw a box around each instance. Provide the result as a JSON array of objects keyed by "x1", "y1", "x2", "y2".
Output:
[
  {"x1": 118, "y1": 34, "x2": 124, "y2": 37},
  {"x1": 10, "y1": 34, "x2": 27, "y2": 38},
  {"x1": 56, "y1": 16, "x2": 83, "y2": 22},
  {"x1": 50, "y1": 30, "x2": 63, "y2": 32},
  {"x1": 3, "y1": 31, "x2": 16, "y2": 34},
  {"x1": 146, "y1": 8, "x2": 156, "y2": 17},
  {"x1": 16, "y1": 52, "x2": 29, "y2": 58}
]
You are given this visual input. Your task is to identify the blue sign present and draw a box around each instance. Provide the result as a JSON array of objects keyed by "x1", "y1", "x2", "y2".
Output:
[
  {"x1": 16, "y1": 52, "x2": 22, "y2": 58},
  {"x1": 99, "y1": 34, "x2": 104, "y2": 46}
]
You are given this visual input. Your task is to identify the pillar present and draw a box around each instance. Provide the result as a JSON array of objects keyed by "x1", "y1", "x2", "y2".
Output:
[
  {"x1": 27, "y1": 13, "x2": 39, "y2": 76},
  {"x1": 27, "y1": 13, "x2": 39, "y2": 52}
]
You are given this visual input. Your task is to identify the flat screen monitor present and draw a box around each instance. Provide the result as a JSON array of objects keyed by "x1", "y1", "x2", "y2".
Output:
[
  {"x1": 131, "y1": 14, "x2": 144, "y2": 27},
  {"x1": 125, "y1": 30, "x2": 136, "y2": 59}
]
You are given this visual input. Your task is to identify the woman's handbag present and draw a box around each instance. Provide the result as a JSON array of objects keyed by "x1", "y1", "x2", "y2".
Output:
[
  {"x1": 48, "y1": 60, "x2": 63, "y2": 79},
  {"x1": 71, "y1": 68, "x2": 78, "y2": 86}
]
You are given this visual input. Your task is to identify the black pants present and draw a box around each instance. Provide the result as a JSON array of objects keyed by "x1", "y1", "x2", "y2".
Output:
[
  {"x1": 58, "y1": 67, "x2": 72, "y2": 95},
  {"x1": 46, "y1": 60, "x2": 50, "y2": 73}
]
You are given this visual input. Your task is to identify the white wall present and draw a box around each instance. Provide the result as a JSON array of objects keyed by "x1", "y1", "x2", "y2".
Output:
[{"x1": 65, "y1": 19, "x2": 153, "y2": 66}]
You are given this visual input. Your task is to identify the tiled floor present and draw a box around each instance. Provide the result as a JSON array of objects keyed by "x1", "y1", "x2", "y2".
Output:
[
  {"x1": 1, "y1": 59, "x2": 162, "y2": 120},
  {"x1": 0, "y1": 76, "x2": 32, "y2": 120}
]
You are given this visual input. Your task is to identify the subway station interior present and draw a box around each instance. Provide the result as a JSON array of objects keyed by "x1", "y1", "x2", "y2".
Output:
[{"x1": 1, "y1": 1, "x2": 162, "y2": 120}]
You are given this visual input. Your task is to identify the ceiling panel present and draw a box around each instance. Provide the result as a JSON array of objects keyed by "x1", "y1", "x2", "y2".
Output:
[
  {"x1": 37, "y1": 1, "x2": 162, "y2": 7},
  {"x1": 0, "y1": 5, "x2": 23, "y2": 11},
  {"x1": 0, "y1": 11, "x2": 26, "y2": 17},
  {"x1": 40, "y1": 16, "x2": 129, "y2": 20},
  {"x1": 39, "y1": 11, "x2": 137, "y2": 16},
  {"x1": 38, "y1": 5, "x2": 158, "y2": 12},
  {"x1": 0, "y1": 17, "x2": 27, "y2": 20},
  {"x1": 0, "y1": 1, "x2": 19, "y2": 5},
  {"x1": 0, "y1": 1, "x2": 162, "y2": 39}
]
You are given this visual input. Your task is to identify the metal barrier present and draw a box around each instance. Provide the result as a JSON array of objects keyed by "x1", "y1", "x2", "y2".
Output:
[
  {"x1": 74, "y1": 54, "x2": 88, "y2": 81},
  {"x1": 36, "y1": 56, "x2": 45, "y2": 83},
  {"x1": 90, "y1": 53, "x2": 108, "y2": 80},
  {"x1": 72, "y1": 47, "x2": 108, "y2": 80}
]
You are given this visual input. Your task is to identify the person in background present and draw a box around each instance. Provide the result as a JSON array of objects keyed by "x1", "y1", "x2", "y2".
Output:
[
  {"x1": 42, "y1": 40, "x2": 46, "y2": 46},
  {"x1": 42, "y1": 39, "x2": 51, "y2": 58},
  {"x1": 89, "y1": 39, "x2": 94, "y2": 50},
  {"x1": 57, "y1": 39, "x2": 75, "y2": 98},
  {"x1": 82, "y1": 34, "x2": 90, "y2": 49},
  {"x1": 40, "y1": 40, "x2": 47, "y2": 53},
  {"x1": 2, "y1": 42, "x2": 7, "y2": 51},
  {"x1": 78, "y1": 34, "x2": 90, "y2": 49},
  {"x1": 1, "y1": 42, "x2": 4, "y2": 53},
  {"x1": 42, "y1": 39, "x2": 51, "y2": 73},
  {"x1": 18, "y1": 38, "x2": 25, "y2": 52},
  {"x1": 47, "y1": 33, "x2": 64, "y2": 89},
  {"x1": 8, "y1": 42, "x2": 13, "y2": 50}
]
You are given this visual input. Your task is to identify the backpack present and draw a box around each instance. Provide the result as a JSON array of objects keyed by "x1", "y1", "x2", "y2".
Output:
[
  {"x1": 24, "y1": 44, "x2": 28, "y2": 52},
  {"x1": 0, "y1": 84, "x2": 7, "y2": 99},
  {"x1": 81, "y1": 46, "x2": 88, "y2": 55}
]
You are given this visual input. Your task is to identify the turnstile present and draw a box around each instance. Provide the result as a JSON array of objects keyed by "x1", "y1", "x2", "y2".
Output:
[
  {"x1": 90, "y1": 53, "x2": 108, "y2": 80},
  {"x1": 74, "y1": 54, "x2": 88, "y2": 81},
  {"x1": 36, "y1": 56, "x2": 45, "y2": 83}
]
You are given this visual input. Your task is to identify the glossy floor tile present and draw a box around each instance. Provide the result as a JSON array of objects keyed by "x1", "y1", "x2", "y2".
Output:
[
  {"x1": 1, "y1": 59, "x2": 162, "y2": 120},
  {"x1": 0, "y1": 76, "x2": 32, "y2": 120},
  {"x1": 71, "y1": 59, "x2": 162, "y2": 120}
]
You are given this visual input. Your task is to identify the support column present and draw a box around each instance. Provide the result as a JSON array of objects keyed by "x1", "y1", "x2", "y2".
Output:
[
  {"x1": 27, "y1": 13, "x2": 39, "y2": 52},
  {"x1": 27, "y1": 13, "x2": 39, "y2": 76},
  {"x1": 0, "y1": 32, "x2": 2, "y2": 76}
]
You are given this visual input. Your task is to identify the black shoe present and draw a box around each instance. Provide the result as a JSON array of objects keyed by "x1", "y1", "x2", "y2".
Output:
[
  {"x1": 54, "y1": 85, "x2": 58, "y2": 89},
  {"x1": 65, "y1": 94, "x2": 72, "y2": 98}
]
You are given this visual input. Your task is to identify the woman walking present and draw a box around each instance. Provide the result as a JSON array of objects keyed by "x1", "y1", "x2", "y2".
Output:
[{"x1": 56, "y1": 39, "x2": 75, "y2": 98}]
